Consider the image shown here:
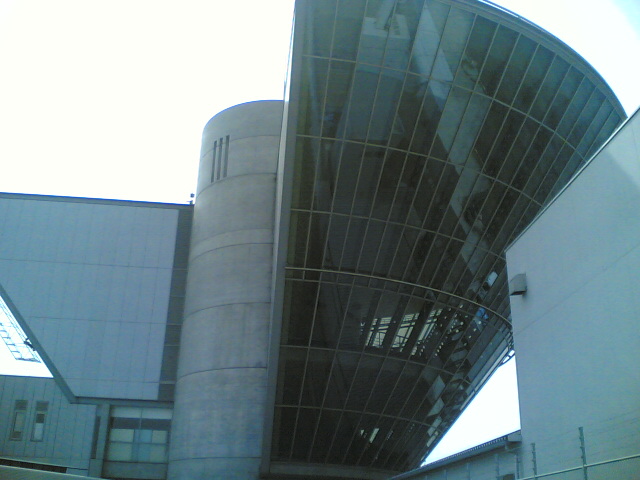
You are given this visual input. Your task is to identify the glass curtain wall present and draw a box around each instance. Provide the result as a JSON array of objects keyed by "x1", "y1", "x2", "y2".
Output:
[{"x1": 273, "y1": 0, "x2": 624, "y2": 472}]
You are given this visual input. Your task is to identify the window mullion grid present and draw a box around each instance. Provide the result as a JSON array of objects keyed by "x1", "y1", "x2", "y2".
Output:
[
  {"x1": 285, "y1": 276, "x2": 324, "y2": 461},
  {"x1": 413, "y1": 96, "x2": 499, "y2": 296},
  {"x1": 416, "y1": 96, "x2": 512, "y2": 301},
  {"x1": 372, "y1": 306, "x2": 451, "y2": 424},
  {"x1": 297, "y1": 0, "x2": 340, "y2": 277},
  {"x1": 312, "y1": 0, "x2": 372, "y2": 281},
  {"x1": 340, "y1": 11, "x2": 411, "y2": 283},
  {"x1": 338, "y1": 287, "x2": 411, "y2": 465},
  {"x1": 380, "y1": 302, "x2": 473, "y2": 469},
  {"x1": 586, "y1": 107, "x2": 619, "y2": 158},
  {"x1": 491, "y1": 31, "x2": 521, "y2": 102},
  {"x1": 450, "y1": 111, "x2": 532, "y2": 283},
  {"x1": 524, "y1": 51, "x2": 558, "y2": 118},
  {"x1": 356, "y1": 300, "x2": 423, "y2": 466},
  {"x1": 399, "y1": 93, "x2": 494, "y2": 291},
  {"x1": 368, "y1": 9, "x2": 479, "y2": 290},
  {"x1": 471, "y1": 17, "x2": 500, "y2": 95},
  {"x1": 400, "y1": 6, "x2": 480, "y2": 290},
  {"x1": 533, "y1": 72, "x2": 589, "y2": 200},
  {"x1": 306, "y1": 278, "x2": 358, "y2": 464},
  {"x1": 329, "y1": 290, "x2": 385, "y2": 464},
  {"x1": 390, "y1": 0, "x2": 459, "y2": 247},
  {"x1": 381, "y1": 87, "x2": 477, "y2": 293},
  {"x1": 344, "y1": 19, "x2": 423, "y2": 281},
  {"x1": 537, "y1": 61, "x2": 573, "y2": 131},
  {"x1": 396, "y1": 91, "x2": 494, "y2": 286}
]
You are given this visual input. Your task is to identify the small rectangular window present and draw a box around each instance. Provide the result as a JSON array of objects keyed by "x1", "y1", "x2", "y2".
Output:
[
  {"x1": 10, "y1": 400, "x2": 27, "y2": 441},
  {"x1": 31, "y1": 401, "x2": 48, "y2": 441}
]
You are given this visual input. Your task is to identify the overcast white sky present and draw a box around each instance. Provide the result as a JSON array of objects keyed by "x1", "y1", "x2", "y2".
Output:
[{"x1": 0, "y1": 0, "x2": 638, "y2": 465}]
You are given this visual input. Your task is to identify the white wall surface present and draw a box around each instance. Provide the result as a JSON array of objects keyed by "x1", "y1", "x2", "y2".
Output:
[
  {"x1": 0, "y1": 197, "x2": 180, "y2": 400},
  {"x1": 0, "y1": 375, "x2": 96, "y2": 472},
  {"x1": 506, "y1": 111, "x2": 640, "y2": 477}
]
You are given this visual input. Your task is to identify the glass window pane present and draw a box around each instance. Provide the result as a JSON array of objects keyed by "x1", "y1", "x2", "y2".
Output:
[
  {"x1": 107, "y1": 442, "x2": 133, "y2": 461},
  {"x1": 283, "y1": 280, "x2": 319, "y2": 346},
  {"x1": 11, "y1": 411, "x2": 25, "y2": 440},
  {"x1": 410, "y1": 80, "x2": 451, "y2": 156},
  {"x1": 473, "y1": 101, "x2": 509, "y2": 166},
  {"x1": 301, "y1": 348, "x2": 334, "y2": 406},
  {"x1": 292, "y1": 408, "x2": 317, "y2": 460},
  {"x1": 110, "y1": 428, "x2": 135, "y2": 442},
  {"x1": 304, "y1": 0, "x2": 336, "y2": 57},
  {"x1": 344, "y1": 67, "x2": 381, "y2": 142},
  {"x1": 544, "y1": 67, "x2": 583, "y2": 130},
  {"x1": 333, "y1": 0, "x2": 365, "y2": 61},
  {"x1": 568, "y1": 89, "x2": 603, "y2": 147},
  {"x1": 530, "y1": 56, "x2": 569, "y2": 120},
  {"x1": 514, "y1": 45, "x2": 554, "y2": 112},
  {"x1": 454, "y1": 16, "x2": 496, "y2": 89},
  {"x1": 576, "y1": 102, "x2": 613, "y2": 157},
  {"x1": 372, "y1": 152, "x2": 405, "y2": 220},
  {"x1": 352, "y1": 146, "x2": 385, "y2": 216},
  {"x1": 496, "y1": 35, "x2": 536, "y2": 104},
  {"x1": 477, "y1": 25, "x2": 518, "y2": 96},
  {"x1": 431, "y1": 8, "x2": 474, "y2": 83},
  {"x1": 111, "y1": 406, "x2": 141, "y2": 418},
  {"x1": 409, "y1": 0, "x2": 450, "y2": 77},
  {"x1": 368, "y1": 71, "x2": 405, "y2": 146},
  {"x1": 148, "y1": 445, "x2": 167, "y2": 463},
  {"x1": 435, "y1": 86, "x2": 471, "y2": 157},
  {"x1": 296, "y1": 57, "x2": 329, "y2": 137},
  {"x1": 557, "y1": 79, "x2": 595, "y2": 139},
  {"x1": 137, "y1": 429, "x2": 153, "y2": 443},
  {"x1": 333, "y1": 143, "x2": 365, "y2": 214},
  {"x1": 322, "y1": 60, "x2": 356, "y2": 138},
  {"x1": 449, "y1": 93, "x2": 491, "y2": 168}
]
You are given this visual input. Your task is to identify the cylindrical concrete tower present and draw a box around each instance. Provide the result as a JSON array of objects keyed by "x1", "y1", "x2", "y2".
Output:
[{"x1": 169, "y1": 100, "x2": 284, "y2": 479}]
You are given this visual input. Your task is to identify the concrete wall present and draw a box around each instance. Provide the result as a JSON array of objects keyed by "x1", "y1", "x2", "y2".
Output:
[
  {"x1": 506, "y1": 111, "x2": 640, "y2": 478},
  {"x1": 169, "y1": 101, "x2": 284, "y2": 480},
  {"x1": 0, "y1": 376, "x2": 96, "y2": 474},
  {"x1": 0, "y1": 196, "x2": 184, "y2": 400}
]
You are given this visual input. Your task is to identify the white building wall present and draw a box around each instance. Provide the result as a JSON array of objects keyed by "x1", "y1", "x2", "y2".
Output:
[
  {"x1": 0, "y1": 376, "x2": 96, "y2": 474},
  {"x1": 0, "y1": 196, "x2": 180, "y2": 400},
  {"x1": 506, "y1": 111, "x2": 640, "y2": 478}
]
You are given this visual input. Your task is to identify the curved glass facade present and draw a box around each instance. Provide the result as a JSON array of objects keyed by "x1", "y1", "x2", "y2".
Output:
[{"x1": 271, "y1": 0, "x2": 624, "y2": 474}]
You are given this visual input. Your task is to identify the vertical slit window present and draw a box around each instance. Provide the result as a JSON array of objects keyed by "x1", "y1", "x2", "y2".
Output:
[
  {"x1": 91, "y1": 416, "x2": 101, "y2": 459},
  {"x1": 10, "y1": 400, "x2": 27, "y2": 441},
  {"x1": 31, "y1": 401, "x2": 48, "y2": 441},
  {"x1": 211, "y1": 140, "x2": 218, "y2": 183},
  {"x1": 223, "y1": 135, "x2": 230, "y2": 178},
  {"x1": 217, "y1": 138, "x2": 224, "y2": 180}
]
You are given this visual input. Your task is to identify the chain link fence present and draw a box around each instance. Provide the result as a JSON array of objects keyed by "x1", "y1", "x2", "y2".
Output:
[{"x1": 394, "y1": 410, "x2": 639, "y2": 480}]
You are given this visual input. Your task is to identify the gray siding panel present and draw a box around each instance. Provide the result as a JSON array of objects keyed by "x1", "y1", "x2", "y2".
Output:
[
  {"x1": 0, "y1": 197, "x2": 183, "y2": 400},
  {"x1": 0, "y1": 376, "x2": 95, "y2": 472}
]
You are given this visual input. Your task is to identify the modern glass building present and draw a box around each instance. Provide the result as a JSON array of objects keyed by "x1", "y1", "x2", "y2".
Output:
[
  {"x1": 0, "y1": 1, "x2": 627, "y2": 480},
  {"x1": 264, "y1": 0, "x2": 624, "y2": 477}
]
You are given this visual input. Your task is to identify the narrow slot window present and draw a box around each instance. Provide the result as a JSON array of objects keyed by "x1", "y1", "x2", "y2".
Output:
[
  {"x1": 10, "y1": 400, "x2": 27, "y2": 441},
  {"x1": 217, "y1": 137, "x2": 223, "y2": 180},
  {"x1": 223, "y1": 135, "x2": 230, "y2": 178},
  {"x1": 31, "y1": 401, "x2": 48, "y2": 441},
  {"x1": 91, "y1": 416, "x2": 101, "y2": 459},
  {"x1": 210, "y1": 140, "x2": 218, "y2": 183}
]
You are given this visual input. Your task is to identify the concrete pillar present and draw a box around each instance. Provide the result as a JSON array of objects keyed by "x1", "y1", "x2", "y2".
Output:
[{"x1": 168, "y1": 101, "x2": 284, "y2": 479}]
